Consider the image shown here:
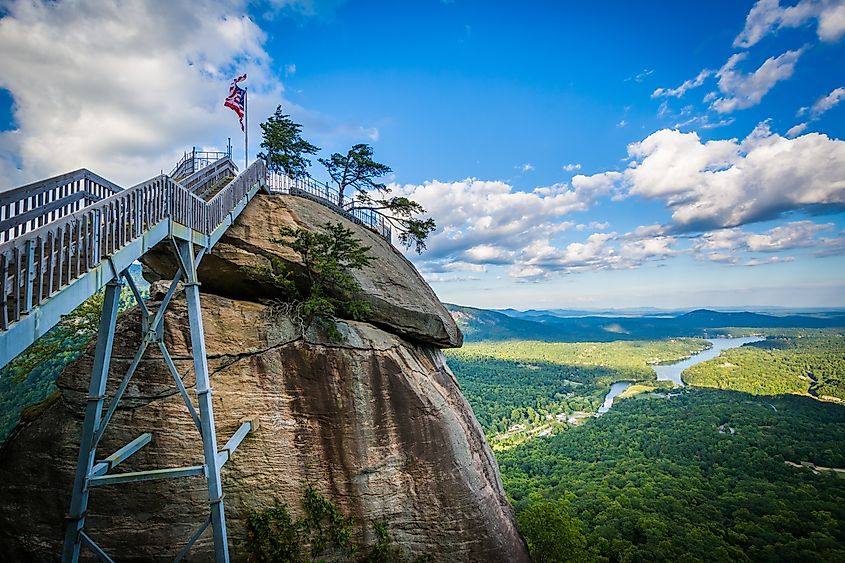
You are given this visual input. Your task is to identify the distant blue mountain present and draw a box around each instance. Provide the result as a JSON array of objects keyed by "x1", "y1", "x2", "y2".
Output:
[{"x1": 447, "y1": 304, "x2": 845, "y2": 342}]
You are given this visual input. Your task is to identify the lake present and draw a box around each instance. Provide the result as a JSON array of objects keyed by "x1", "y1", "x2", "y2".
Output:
[{"x1": 596, "y1": 336, "x2": 765, "y2": 416}]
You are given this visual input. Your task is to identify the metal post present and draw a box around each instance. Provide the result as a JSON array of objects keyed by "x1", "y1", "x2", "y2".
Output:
[
  {"x1": 62, "y1": 277, "x2": 123, "y2": 563},
  {"x1": 244, "y1": 88, "x2": 248, "y2": 172},
  {"x1": 24, "y1": 239, "x2": 36, "y2": 312},
  {"x1": 178, "y1": 239, "x2": 229, "y2": 562}
]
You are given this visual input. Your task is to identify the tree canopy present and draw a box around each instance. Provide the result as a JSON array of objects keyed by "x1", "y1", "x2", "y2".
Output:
[
  {"x1": 258, "y1": 108, "x2": 437, "y2": 253},
  {"x1": 258, "y1": 106, "x2": 320, "y2": 179},
  {"x1": 319, "y1": 144, "x2": 436, "y2": 253},
  {"x1": 319, "y1": 143, "x2": 391, "y2": 205}
]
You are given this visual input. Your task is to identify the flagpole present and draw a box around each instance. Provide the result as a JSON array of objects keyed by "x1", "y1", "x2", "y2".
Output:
[{"x1": 244, "y1": 87, "x2": 248, "y2": 171}]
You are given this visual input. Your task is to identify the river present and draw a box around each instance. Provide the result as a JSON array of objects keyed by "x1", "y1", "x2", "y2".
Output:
[
  {"x1": 653, "y1": 336, "x2": 765, "y2": 386},
  {"x1": 596, "y1": 336, "x2": 765, "y2": 416},
  {"x1": 597, "y1": 381, "x2": 634, "y2": 415}
]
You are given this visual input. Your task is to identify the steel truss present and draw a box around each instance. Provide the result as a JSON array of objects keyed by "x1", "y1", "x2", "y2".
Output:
[{"x1": 61, "y1": 237, "x2": 253, "y2": 563}]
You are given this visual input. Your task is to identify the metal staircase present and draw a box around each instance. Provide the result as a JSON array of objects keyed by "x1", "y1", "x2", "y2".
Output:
[{"x1": 0, "y1": 153, "x2": 266, "y2": 562}]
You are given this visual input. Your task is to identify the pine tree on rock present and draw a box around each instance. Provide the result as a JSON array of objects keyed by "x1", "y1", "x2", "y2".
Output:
[
  {"x1": 320, "y1": 144, "x2": 436, "y2": 253},
  {"x1": 258, "y1": 106, "x2": 320, "y2": 179}
]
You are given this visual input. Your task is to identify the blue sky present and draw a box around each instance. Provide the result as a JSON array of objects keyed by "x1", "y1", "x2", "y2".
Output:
[{"x1": 1, "y1": 0, "x2": 844, "y2": 309}]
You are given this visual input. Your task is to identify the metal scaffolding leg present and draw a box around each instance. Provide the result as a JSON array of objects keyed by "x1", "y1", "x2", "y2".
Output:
[
  {"x1": 62, "y1": 277, "x2": 123, "y2": 562},
  {"x1": 60, "y1": 240, "x2": 250, "y2": 563},
  {"x1": 178, "y1": 238, "x2": 230, "y2": 562}
]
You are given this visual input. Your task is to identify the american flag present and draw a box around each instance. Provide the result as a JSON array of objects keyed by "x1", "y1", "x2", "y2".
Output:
[{"x1": 224, "y1": 74, "x2": 247, "y2": 131}]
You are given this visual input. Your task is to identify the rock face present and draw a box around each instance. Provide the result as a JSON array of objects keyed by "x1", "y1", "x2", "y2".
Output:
[
  {"x1": 0, "y1": 194, "x2": 527, "y2": 561},
  {"x1": 141, "y1": 194, "x2": 462, "y2": 349}
]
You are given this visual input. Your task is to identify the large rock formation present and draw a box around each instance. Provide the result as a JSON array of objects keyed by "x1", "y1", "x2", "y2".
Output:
[
  {"x1": 142, "y1": 195, "x2": 462, "y2": 348},
  {"x1": 0, "y1": 195, "x2": 527, "y2": 562}
]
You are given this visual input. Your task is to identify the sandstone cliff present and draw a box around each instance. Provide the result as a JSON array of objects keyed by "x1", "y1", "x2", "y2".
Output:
[{"x1": 0, "y1": 194, "x2": 527, "y2": 562}]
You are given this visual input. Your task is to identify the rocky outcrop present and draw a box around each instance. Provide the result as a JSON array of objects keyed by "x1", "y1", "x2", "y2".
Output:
[
  {"x1": 0, "y1": 194, "x2": 527, "y2": 561},
  {"x1": 141, "y1": 194, "x2": 462, "y2": 348}
]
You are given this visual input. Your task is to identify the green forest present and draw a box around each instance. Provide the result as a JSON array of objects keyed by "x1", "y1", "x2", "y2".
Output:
[
  {"x1": 2, "y1": 285, "x2": 845, "y2": 561},
  {"x1": 497, "y1": 391, "x2": 845, "y2": 562},
  {"x1": 445, "y1": 339, "x2": 706, "y2": 447},
  {"x1": 0, "y1": 271, "x2": 146, "y2": 443},
  {"x1": 446, "y1": 326, "x2": 845, "y2": 561},
  {"x1": 684, "y1": 334, "x2": 845, "y2": 400}
]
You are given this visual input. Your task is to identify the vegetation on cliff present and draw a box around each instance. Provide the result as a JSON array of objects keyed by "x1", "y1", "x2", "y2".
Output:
[
  {"x1": 246, "y1": 221, "x2": 374, "y2": 339},
  {"x1": 242, "y1": 485, "x2": 431, "y2": 563},
  {"x1": 259, "y1": 108, "x2": 436, "y2": 252}
]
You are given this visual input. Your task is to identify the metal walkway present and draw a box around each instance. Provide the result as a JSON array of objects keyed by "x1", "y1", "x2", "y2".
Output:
[{"x1": 0, "y1": 154, "x2": 267, "y2": 562}]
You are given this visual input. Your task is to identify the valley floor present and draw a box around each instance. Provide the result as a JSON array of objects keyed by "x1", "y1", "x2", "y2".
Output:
[{"x1": 448, "y1": 329, "x2": 845, "y2": 561}]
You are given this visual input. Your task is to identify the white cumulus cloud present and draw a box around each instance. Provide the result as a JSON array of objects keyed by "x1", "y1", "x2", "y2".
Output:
[
  {"x1": 391, "y1": 178, "x2": 596, "y2": 265},
  {"x1": 511, "y1": 231, "x2": 678, "y2": 279},
  {"x1": 811, "y1": 86, "x2": 845, "y2": 117},
  {"x1": 0, "y1": 0, "x2": 376, "y2": 189},
  {"x1": 694, "y1": 221, "x2": 837, "y2": 256},
  {"x1": 576, "y1": 123, "x2": 845, "y2": 232},
  {"x1": 734, "y1": 0, "x2": 845, "y2": 48},
  {"x1": 786, "y1": 122, "x2": 808, "y2": 137},
  {"x1": 390, "y1": 175, "x2": 666, "y2": 279},
  {"x1": 0, "y1": 0, "x2": 283, "y2": 187}
]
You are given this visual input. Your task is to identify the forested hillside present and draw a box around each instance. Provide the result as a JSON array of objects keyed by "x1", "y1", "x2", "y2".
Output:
[
  {"x1": 0, "y1": 266, "x2": 148, "y2": 443},
  {"x1": 684, "y1": 334, "x2": 845, "y2": 400},
  {"x1": 445, "y1": 339, "x2": 706, "y2": 447},
  {"x1": 497, "y1": 391, "x2": 845, "y2": 562},
  {"x1": 445, "y1": 312, "x2": 845, "y2": 561}
]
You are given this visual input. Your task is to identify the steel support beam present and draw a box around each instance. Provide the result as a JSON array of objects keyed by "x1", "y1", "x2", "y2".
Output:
[
  {"x1": 174, "y1": 516, "x2": 212, "y2": 563},
  {"x1": 178, "y1": 238, "x2": 230, "y2": 563},
  {"x1": 53, "y1": 171, "x2": 260, "y2": 562},
  {"x1": 62, "y1": 277, "x2": 123, "y2": 562},
  {"x1": 88, "y1": 465, "x2": 205, "y2": 487},
  {"x1": 217, "y1": 420, "x2": 255, "y2": 467},
  {"x1": 158, "y1": 342, "x2": 202, "y2": 432},
  {"x1": 91, "y1": 433, "x2": 152, "y2": 477},
  {"x1": 79, "y1": 532, "x2": 115, "y2": 563}
]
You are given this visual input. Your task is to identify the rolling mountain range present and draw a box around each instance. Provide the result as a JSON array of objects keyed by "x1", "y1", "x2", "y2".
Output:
[{"x1": 446, "y1": 304, "x2": 845, "y2": 342}]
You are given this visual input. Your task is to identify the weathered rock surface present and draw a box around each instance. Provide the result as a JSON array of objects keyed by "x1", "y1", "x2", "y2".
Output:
[
  {"x1": 0, "y1": 291, "x2": 527, "y2": 561},
  {"x1": 141, "y1": 194, "x2": 462, "y2": 348}
]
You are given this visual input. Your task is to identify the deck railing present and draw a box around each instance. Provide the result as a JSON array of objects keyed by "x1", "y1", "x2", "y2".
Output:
[
  {"x1": 207, "y1": 160, "x2": 266, "y2": 233},
  {"x1": 0, "y1": 170, "x2": 123, "y2": 243},
  {"x1": 0, "y1": 151, "x2": 399, "y2": 337},
  {"x1": 180, "y1": 157, "x2": 238, "y2": 195},
  {"x1": 0, "y1": 159, "x2": 265, "y2": 331},
  {"x1": 265, "y1": 171, "x2": 392, "y2": 241},
  {"x1": 170, "y1": 148, "x2": 232, "y2": 180}
]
